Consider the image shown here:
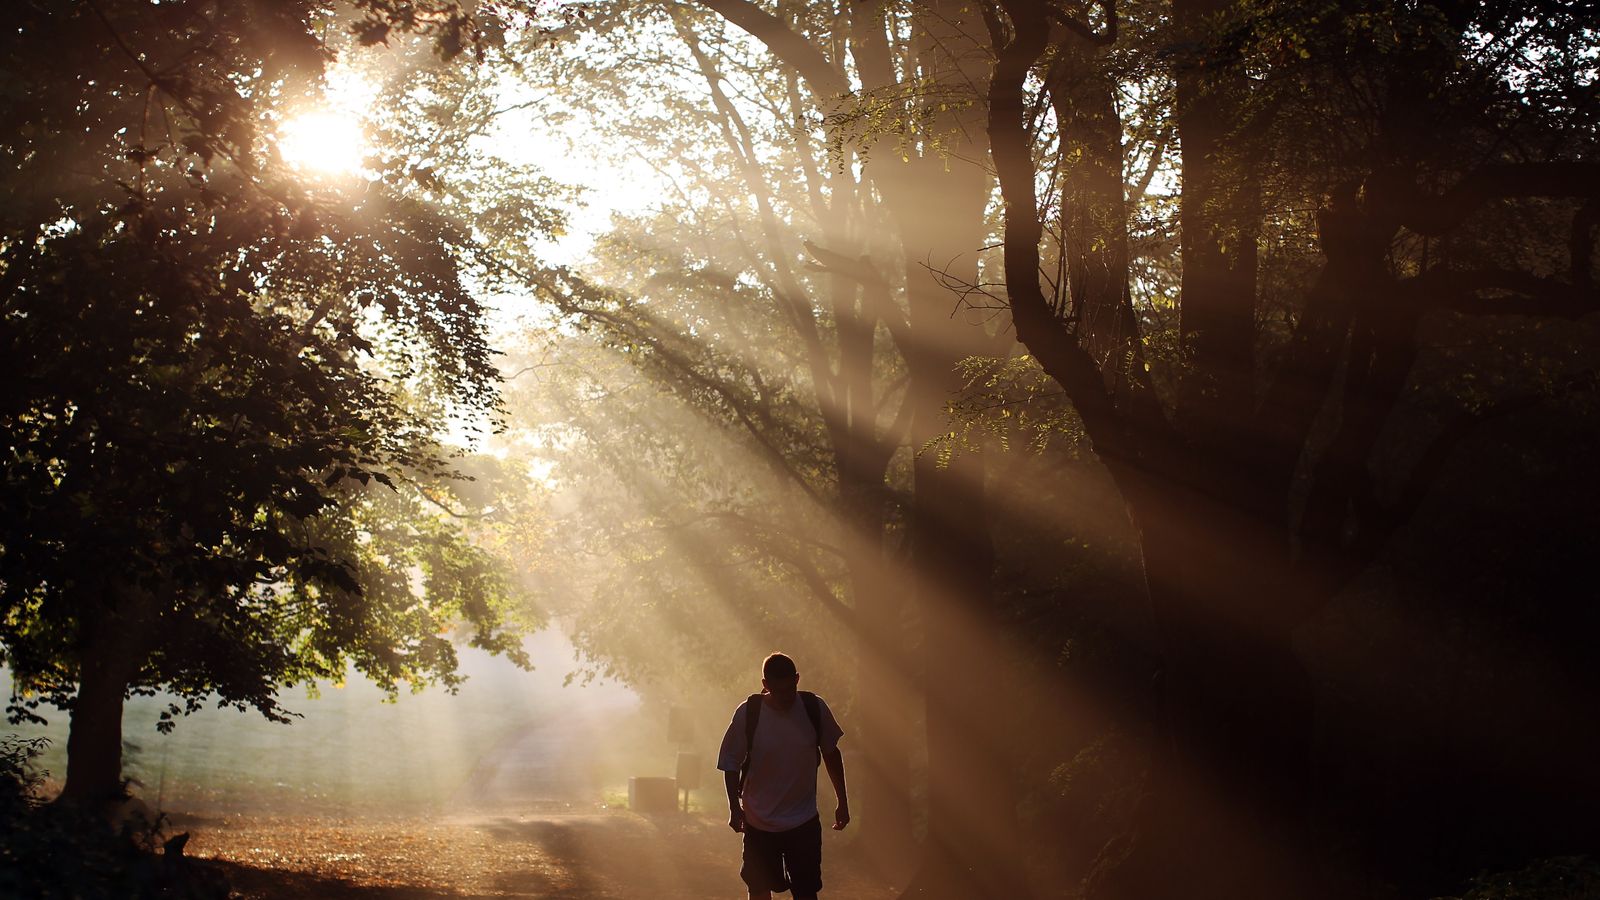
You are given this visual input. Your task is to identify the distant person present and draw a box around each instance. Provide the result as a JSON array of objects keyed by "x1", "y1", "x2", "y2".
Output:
[{"x1": 718, "y1": 652, "x2": 848, "y2": 900}]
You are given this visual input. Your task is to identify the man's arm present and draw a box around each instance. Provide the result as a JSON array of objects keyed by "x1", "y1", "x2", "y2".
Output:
[
  {"x1": 822, "y1": 748, "x2": 849, "y2": 831},
  {"x1": 725, "y1": 770, "x2": 745, "y2": 832},
  {"x1": 717, "y1": 701, "x2": 749, "y2": 833}
]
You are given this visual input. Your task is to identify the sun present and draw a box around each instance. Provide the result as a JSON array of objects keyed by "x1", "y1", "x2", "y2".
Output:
[{"x1": 278, "y1": 110, "x2": 367, "y2": 177}]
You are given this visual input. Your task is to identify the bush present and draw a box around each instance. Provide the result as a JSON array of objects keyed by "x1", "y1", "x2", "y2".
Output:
[
  {"x1": 0, "y1": 735, "x2": 48, "y2": 811},
  {"x1": 0, "y1": 735, "x2": 228, "y2": 899},
  {"x1": 1454, "y1": 856, "x2": 1600, "y2": 900}
]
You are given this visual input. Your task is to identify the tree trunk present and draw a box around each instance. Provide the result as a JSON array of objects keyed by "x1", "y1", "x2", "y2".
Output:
[
  {"x1": 851, "y1": 567, "x2": 917, "y2": 866},
  {"x1": 843, "y1": 471, "x2": 918, "y2": 868},
  {"x1": 1171, "y1": 0, "x2": 1269, "y2": 487},
  {"x1": 1048, "y1": 41, "x2": 1139, "y2": 383},
  {"x1": 906, "y1": 439, "x2": 1028, "y2": 900},
  {"x1": 59, "y1": 626, "x2": 139, "y2": 809},
  {"x1": 1090, "y1": 485, "x2": 1320, "y2": 900},
  {"x1": 894, "y1": 161, "x2": 1023, "y2": 896}
]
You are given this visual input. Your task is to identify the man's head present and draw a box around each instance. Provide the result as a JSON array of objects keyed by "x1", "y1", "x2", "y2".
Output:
[{"x1": 761, "y1": 652, "x2": 799, "y2": 705}]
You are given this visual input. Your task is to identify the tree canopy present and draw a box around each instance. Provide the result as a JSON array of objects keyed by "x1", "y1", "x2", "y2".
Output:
[
  {"x1": 0, "y1": 0, "x2": 547, "y2": 805},
  {"x1": 2, "y1": 1, "x2": 1596, "y2": 898}
]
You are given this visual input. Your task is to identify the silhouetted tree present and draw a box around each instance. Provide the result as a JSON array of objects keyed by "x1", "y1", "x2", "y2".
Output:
[
  {"x1": 0, "y1": 1, "x2": 539, "y2": 807},
  {"x1": 982, "y1": 0, "x2": 1599, "y2": 896}
]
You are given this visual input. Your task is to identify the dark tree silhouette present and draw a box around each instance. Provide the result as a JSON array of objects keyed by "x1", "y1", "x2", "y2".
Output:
[
  {"x1": 0, "y1": 1, "x2": 533, "y2": 807},
  {"x1": 983, "y1": 0, "x2": 1600, "y2": 896}
]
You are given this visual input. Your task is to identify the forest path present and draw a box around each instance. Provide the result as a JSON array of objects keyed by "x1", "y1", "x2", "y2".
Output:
[
  {"x1": 176, "y1": 713, "x2": 895, "y2": 898},
  {"x1": 186, "y1": 811, "x2": 897, "y2": 899},
  {"x1": 189, "y1": 811, "x2": 729, "y2": 898}
]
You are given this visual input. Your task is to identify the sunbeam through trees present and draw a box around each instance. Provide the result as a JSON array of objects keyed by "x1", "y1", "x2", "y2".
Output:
[{"x1": 2, "y1": 1, "x2": 1598, "y2": 899}]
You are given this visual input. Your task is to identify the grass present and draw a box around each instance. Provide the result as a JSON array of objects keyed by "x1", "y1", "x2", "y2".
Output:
[{"x1": 1, "y1": 631, "x2": 640, "y2": 814}]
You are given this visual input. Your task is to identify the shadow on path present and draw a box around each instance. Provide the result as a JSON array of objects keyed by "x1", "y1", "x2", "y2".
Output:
[
  {"x1": 180, "y1": 703, "x2": 892, "y2": 898},
  {"x1": 196, "y1": 811, "x2": 897, "y2": 899}
]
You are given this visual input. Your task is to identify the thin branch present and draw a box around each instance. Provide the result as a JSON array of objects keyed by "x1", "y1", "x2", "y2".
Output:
[{"x1": 695, "y1": 0, "x2": 851, "y2": 97}]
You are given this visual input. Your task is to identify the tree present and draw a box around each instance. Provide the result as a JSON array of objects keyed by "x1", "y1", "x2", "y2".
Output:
[
  {"x1": 0, "y1": 1, "x2": 540, "y2": 806},
  {"x1": 487, "y1": 2, "x2": 980, "y2": 872},
  {"x1": 580, "y1": 4, "x2": 1025, "y2": 888},
  {"x1": 980, "y1": 0, "x2": 1600, "y2": 896}
]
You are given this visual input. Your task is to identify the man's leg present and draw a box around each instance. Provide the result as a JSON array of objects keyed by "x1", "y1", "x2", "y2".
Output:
[
  {"x1": 781, "y1": 817, "x2": 824, "y2": 900},
  {"x1": 742, "y1": 826, "x2": 787, "y2": 899}
]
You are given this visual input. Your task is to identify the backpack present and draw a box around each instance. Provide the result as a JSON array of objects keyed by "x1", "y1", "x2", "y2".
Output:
[{"x1": 738, "y1": 691, "x2": 823, "y2": 790}]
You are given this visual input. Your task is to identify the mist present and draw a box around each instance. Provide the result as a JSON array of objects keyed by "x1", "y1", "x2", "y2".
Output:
[{"x1": 4, "y1": 2, "x2": 1599, "y2": 899}]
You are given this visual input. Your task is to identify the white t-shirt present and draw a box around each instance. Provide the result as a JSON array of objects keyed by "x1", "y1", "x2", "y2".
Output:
[{"x1": 716, "y1": 694, "x2": 844, "y2": 832}]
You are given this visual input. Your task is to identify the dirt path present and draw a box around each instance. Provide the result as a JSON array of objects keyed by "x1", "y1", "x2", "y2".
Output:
[
  {"x1": 172, "y1": 714, "x2": 895, "y2": 898},
  {"x1": 183, "y1": 811, "x2": 896, "y2": 899}
]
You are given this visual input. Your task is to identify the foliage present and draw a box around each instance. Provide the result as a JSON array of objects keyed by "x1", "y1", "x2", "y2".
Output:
[
  {"x1": 1455, "y1": 857, "x2": 1600, "y2": 900},
  {"x1": 480, "y1": 5, "x2": 934, "y2": 704},
  {"x1": 0, "y1": 735, "x2": 228, "y2": 898},
  {"x1": 488, "y1": 0, "x2": 1600, "y2": 894},
  {"x1": 499, "y1": 328, "x2": 855, "y2": 697},
  {"x1": 0, "y1": 0, "x2": 544, "y2": 762},
  {"x1": 935, "y1": 355, "x2": 1087, "y2": 461},
  {"x1": 0, "y1": 736, "x2": 50, "y2": 818}
]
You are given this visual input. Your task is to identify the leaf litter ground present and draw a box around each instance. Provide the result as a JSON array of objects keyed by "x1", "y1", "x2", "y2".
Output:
[{"x1": 181, "y1": 809, "x2": 897, "y2": 899}]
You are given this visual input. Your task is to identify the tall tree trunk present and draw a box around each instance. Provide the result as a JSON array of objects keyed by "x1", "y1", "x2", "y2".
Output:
[
  {"x1": 991, "y1": 13, "x2": 1319, "y2": 891},
  {"x1": 693, "y1": 0, "x2": 1019, "y2": 887},
  {"x1": 859, "y1": 0, "x2": 1029, "y2": 876},
  {"x1": 1049, "y1": 40, "x2": 1138, "y2": 382},
  {"x1": 1171, "y1": 0, "x2": 1268, "y2": 489},
  {"x1": 681, "y1": 1, "x2": 935, "y2": 859},
  {"x1": 1090, "y1": 2, "x2": 1320, "y2": 894},
  {"x1": 894, "y1": 165, "x2": 1023, "y2": 896},
  {"x1": 824, "y1": 165, "x2": 919, "y2": 863},
  {"x1": 1090, "y1": 484, "x2": 1319, "y2": 900},
  {"x1": 840, "y1": 448, "x2": 917, "y2": 866},
  {"x1": 59, "y1": 617, "x2": 142, "y2": 809},
  {"x1": 847, "y1": 500, "x2": 918, "y2": 869},
  {"x1": 906, "y1": 402, "x2": 1026, "y2": 899}
]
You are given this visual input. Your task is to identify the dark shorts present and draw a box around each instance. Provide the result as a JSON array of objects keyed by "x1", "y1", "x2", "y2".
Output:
[{"x1": 741, "y1": 816, "x2": 822, "y2": 895}]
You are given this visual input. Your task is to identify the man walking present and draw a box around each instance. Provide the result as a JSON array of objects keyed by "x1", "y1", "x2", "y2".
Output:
[{"x1": 718, "y1": 653, "x2": 849, "y2": 900}]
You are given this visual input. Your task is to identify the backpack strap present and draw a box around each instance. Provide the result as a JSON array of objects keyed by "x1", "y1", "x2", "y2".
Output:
[
  {"x1": 738, "y1": 693, "x2": 764, "y2": 790},
  {"x1": 740, "y1": 692, "x2": 827, "y2": 789},
  {"x1": 800, "y1": 691, "x2": 823, "y2": 766}
]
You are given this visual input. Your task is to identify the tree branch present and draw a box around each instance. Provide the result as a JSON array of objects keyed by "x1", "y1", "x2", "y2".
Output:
[
  {"x1": 675, "y1": 19, "x2": 838, "y2": 409},
  {"x1": 1045, "y1": 0, "x2": 1118, "y2": 46},
  {"x1": 695, "y1": 0, "x2": 850, "y2": 97},
  {"x1": 1396, "y1": 162, "x2": 1600, "y2": 236},
  {"x1": 801, "y1": 240, "x2": 915, "y2": 356},
  {"x1": 1410, "y1": 266, "x2": 1598, "y2": 318}
]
